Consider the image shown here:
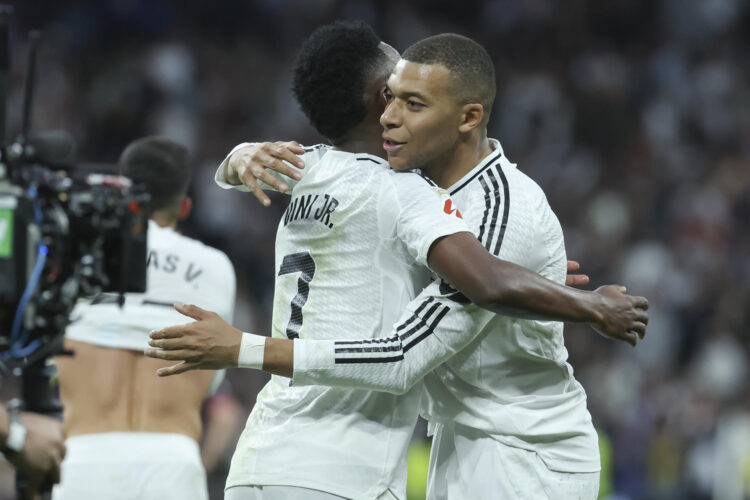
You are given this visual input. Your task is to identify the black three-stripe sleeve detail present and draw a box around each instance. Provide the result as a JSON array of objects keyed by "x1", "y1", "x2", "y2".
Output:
[
  {"x1": 484, "y1": 169, "x2": 501, "y2": 251},
  {"x1": 335, "y1": 354, "x2": 405, "y2": 364},
  {"x1": 492, "y1": 165, "x2": 510, "y2": 255},
  {"x1": 477, "y1": 176, "x2": 492, "y2": 244},
  {"x1": 334, "y1": 301, "x2": 450, "y2": 364},
  {"x1": 335, "y1": 299, "x2": 440, "y2": 353},
  {"x1": 334, "y1": 298, "x2": 435, "y2": 348},
  {"x1": 449, "y1": 149, "x2": 503, "y2": 195},
  {"x1": 402, "y1": 306, "x2": 449, "y2": 355}
]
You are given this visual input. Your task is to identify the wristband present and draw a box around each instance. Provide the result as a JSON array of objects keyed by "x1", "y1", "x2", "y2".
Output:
[
  {"x1": 237, "y1": 332, "x2": 266, "y2": 369},
  {"x1": 3, "y1": 406, "x2": 26, "y2": 453}
]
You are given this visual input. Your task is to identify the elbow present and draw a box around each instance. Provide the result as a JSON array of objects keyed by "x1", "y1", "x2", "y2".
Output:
[{"x1": 467, "y1": 279, "x2": 511, "y2": 312}]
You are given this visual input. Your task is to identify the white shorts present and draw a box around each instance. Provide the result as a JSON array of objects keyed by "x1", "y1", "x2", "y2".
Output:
[
  {"x1": 51, "y1": 432, "x2": 208, "y2": 500},
  {"x1": 427, "y1": 423, "x2": 599, "y2": 500},
  {"x1": 224, "y1": 486, "x2": 399, "y2": 500}
]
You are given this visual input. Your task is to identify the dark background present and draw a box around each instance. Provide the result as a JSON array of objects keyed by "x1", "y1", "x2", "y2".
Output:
[{"x1": 3, "y1": 1, "x2": 750, "y2": 498}]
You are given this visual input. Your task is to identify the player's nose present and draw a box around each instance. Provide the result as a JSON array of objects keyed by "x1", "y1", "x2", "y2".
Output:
[{"x1": 380, "y1": 101, "x2": 400, "y2": 129}]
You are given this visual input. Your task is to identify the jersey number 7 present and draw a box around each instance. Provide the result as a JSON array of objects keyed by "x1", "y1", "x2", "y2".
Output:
[{"x1": 278, "y1": 251, "x2": 316, "y2": 339}]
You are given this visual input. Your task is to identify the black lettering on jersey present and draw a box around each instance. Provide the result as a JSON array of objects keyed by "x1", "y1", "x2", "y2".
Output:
[
  {"x1": 284, "y1": 198, "x2": 298, "y2": 225},
  {"x1": 312, "y1": 194, "x2": 331, "y2": 220},
  {"x1": 283, "y1": 193, "x2": 339, "y2": 229},
  {"x1": 163, "y1": 254, "x2": 179, "y2": 273},
  {"x1": 293, "y1": 194, "x2": 318, "y2": 220},
  {"x1": 147, "y1": 250, "x2": 159, "y2": 269},
  {"x1": 320, "y1": 197, "x2": 338, "y2": 228},
  {"x1": 185, "y1": 263, "x2": 203, "y2": 283},
  {"x1": 148, "y1": 249, "x2": 202, "y2": 284}
]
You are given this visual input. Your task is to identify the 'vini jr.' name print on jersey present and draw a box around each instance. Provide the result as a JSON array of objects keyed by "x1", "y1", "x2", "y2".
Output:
[{"x1": 283, "y1": 193, "x2": 339, "y2": 229}]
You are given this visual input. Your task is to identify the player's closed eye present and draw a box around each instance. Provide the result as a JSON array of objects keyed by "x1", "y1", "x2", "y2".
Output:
[{"x1": 407, "y1": 100, "x2": 424, "y2": 110}]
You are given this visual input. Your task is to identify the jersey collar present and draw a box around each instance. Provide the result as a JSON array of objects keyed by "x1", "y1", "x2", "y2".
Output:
[{"x1": 447, "y1": 138, "x2": 507, "y2": 195}]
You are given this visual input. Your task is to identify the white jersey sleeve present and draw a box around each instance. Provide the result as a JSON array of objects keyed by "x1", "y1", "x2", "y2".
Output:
[
  {"x1": 293, "y1": 282, "x2": 487, "y2": 394},
  {"x1": 384, "y1": 171, "x2": 471, "y2": 267},
  {"x1": 214, "y1": 142, "x2": 329, "y2": 194}
]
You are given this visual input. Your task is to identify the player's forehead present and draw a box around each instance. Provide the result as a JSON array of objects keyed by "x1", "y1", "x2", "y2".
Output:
[{"x1": 387, "y1": 59, "x2": 454, "y2": 100}]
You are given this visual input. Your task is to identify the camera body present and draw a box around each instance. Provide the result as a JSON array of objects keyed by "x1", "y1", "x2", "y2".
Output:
[{"x1": 0, "y1": 156, "x2": 149, "y2": 360}]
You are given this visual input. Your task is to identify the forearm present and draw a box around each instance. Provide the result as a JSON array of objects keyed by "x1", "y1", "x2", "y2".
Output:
[
  {"x1": 263, "y1": 337, "x2": 294, "y2": 378},
  {"x1": 430, "y1": 233, "x2": 601, "y2": 325},
  {"x1": 477, "y1": 261, "x2": 603, "y2": 324}
]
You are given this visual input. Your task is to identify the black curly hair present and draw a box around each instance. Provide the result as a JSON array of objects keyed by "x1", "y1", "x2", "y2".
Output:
[
  {"x1": 119, "y1": 136, "x2": 191, "y2": 213},
  {"x1": 292, "y1": 21, "x2": 390, "y2": 144}
]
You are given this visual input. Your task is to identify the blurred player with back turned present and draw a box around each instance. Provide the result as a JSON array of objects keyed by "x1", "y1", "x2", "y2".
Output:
[{"x1": 52, "y1": 137, "x2": 236, "y2": 500}]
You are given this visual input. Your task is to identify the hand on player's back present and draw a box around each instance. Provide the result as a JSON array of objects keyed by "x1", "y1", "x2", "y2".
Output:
[
  {"x1": 226, "y1": 141, "x2": 306, "y2": 206},
  {"x1": 145, "y1": 303, "x2": 243, "y2": 376},
  {"x1": 589, "y1": 286, "x2": 649, "y2": 346}
]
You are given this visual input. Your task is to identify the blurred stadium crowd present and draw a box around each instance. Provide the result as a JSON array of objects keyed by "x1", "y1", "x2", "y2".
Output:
[{"x1": 3, "y1": 0, "x2": 749, "y2": 499}]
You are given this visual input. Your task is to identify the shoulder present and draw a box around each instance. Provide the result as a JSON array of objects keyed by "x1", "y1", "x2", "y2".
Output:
[
  {"x1": 300, "y1": 143, "x2": 331, "y2": 162},
  {"x1": 165, "y1": 229, "x2": 235, "y2": 275},
  {"x1": 349, "y1": 153, "x2": 389, "y2": 170},
  {"x1": 505, "y1": 165, "x2": 547, "y2": 204},
  {"x1": 386, "y1": 168, "x2": 439, "y2": 191}
]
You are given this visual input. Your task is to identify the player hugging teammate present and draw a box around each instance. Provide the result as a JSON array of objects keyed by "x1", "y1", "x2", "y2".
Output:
[{"x1": 144, "y1": 22, "x2": 648, "y2": 500}]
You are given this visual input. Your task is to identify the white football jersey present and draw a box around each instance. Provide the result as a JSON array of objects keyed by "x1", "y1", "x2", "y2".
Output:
[
  {"x1": 66, "y1": 221, "x2": 236, "y2": 351},
  {"x1": 293, "y1": 139, "x2": 600, "y2": 474},
  {"x1": 215, "y1": 145, "x2": 469, "y2": 499}
]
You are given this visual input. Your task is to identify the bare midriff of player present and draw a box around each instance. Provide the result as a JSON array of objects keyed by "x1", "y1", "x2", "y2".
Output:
[{"x1": 56, "y1": 339, "x2": 212, "y2": 441}]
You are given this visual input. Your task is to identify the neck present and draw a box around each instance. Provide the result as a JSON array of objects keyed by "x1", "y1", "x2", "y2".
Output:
[
  {"x1": 332, "y1": 105, "x2": 388, "y2": 159},
  {"x1": 422, "y1": 133, "x2": 493, "y2": 189},
  {"x1": 335, "y1": 135, "x2": 386, "y2": 159},
  {"x1": 151, "y1": 212, "x2": 178, "y2": 229}
]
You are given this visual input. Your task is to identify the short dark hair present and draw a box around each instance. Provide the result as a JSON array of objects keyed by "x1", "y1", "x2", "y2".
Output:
[
  {"x1": 118, "y1": 136, "x2": 191, "y2": 212},
  {"x1": 402, "y1": 34, "x2": 496, "y2": 123},
  {"x1": 292, "y1": 21, "x2": 388, "y2": 143}
]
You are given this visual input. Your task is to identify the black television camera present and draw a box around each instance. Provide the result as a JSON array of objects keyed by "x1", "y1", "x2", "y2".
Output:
[{"x1": 0, "y1": 7, "x2": 148, "y2": 417}]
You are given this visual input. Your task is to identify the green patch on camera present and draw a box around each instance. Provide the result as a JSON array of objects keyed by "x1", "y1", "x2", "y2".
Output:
[{"x1": 0, "y1": 209, "x2": 13, "y2": 258}]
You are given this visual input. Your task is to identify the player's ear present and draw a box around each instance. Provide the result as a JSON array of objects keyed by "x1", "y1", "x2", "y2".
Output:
[
  {"x1": 458, "y1": 103, "x2": 484, "y2": 133},
  {"x1": 178, "y1": 197, "x2": 192, "y2": 221}
]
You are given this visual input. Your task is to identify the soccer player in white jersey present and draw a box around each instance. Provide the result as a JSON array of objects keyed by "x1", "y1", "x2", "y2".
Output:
[
  {"x1": 146, "y1": 23, "x2": 647, "y2": 500},
  {"x1": 52, "y1": 137, "x2": 236, "y2": 500}
]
